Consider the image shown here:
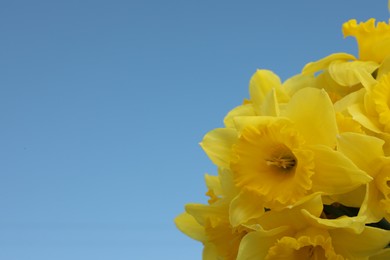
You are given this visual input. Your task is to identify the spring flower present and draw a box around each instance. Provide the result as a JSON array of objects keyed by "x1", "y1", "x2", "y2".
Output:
[
  {"x1": 343, "y1": 19, "x2": 390, "y2": 63},
  {"x1": 176, "y1": 3, "x2": 390, "y2": 258},
  {"x1": 202, "y1": 87, "x2": 371, "y2": 215}
]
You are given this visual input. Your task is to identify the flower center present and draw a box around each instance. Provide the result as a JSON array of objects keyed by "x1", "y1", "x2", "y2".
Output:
[{"x1": 266, "y1": 154, "x2": 296, "y2": 170}]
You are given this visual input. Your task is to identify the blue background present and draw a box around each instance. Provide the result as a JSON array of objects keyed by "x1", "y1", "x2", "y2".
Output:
[{"x1": 0, "y1": 1, "x2": 388, "y2": 259}]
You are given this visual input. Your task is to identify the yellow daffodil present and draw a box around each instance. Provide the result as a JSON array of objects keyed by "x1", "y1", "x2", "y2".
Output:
[
  {"x1": 175, "y1": 169, "x2": 250, "y2": 260},
  {"x1": 202, "y1": 87, "x2": 371, "y2": 216},
  {"x1": 343, "y1": 18, "x2": 390, "y2": 63},
  {"x1": 337, "y1": 132, "x2": 390, "y2": 223},
  {"x1": 237, "y1": 194, "x2": 390, "y2": 260}
]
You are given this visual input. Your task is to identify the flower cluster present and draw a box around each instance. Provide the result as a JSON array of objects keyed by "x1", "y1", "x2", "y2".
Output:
[{"x1": 175, "y1": 12, "x2": 390, "y2": 260}]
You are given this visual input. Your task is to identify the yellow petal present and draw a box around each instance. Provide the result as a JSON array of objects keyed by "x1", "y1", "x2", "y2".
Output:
[
  {"x1": 233, "y1": 116, "x2": 277, "y2": 133},
  {"x1": 236, "y1": 226, "x2": 292, "y2": 260},
  {"x1": 249, "y1": 70, "x2": 282, "y2": 114},
  {"x1": 185, "y1": 203, "x2": 227, "y2": 226},
  {"x1": 328, "y1": 60, "x2": 378, "y2": 88},
  {"x1": 343, "y1": 19, "x2": 390, "y2": 63},
  {"x1": 359, "y1": 183, "x2": 387, "y2": 224},
  {"x1": 174, "y1": 212, "x2": 207, "y2": 242},
  {"x1": 203, "y1": 243, "x2": 219, "y2": 260},
  {"x1": 283, "y1": 73, "x2": 316, "y2": 96},
  {"x1": 282, "y1": 88, "x2": 338, "y2": 147},
  {"x1": 301, "y1": 209, "x2": 366, "y2": 234},
  {"x1": 333, "y1": 88, "x2": 365, "y2": 112},
  {"x1": 229, "y1": 190, "x2": 265, "y2": 227},
  {"x1": 370, "y1": 248, "x2": 390, "y2": 260},
  {"x1": 348, "y1": 103, "x2": 382, "y2": 133},
  {"x1": 302, "y1": 53, "x2": 356, "y2": 75},
  {"x1": 310, "y1": 145, "x2": 372, "y2": 194},
  {"x1": 200, "y1": 128, "x2": 238, "y2": 169},
  {"x1": 337, "y1": 132, "x2": 384, "y2": 174},
  {"x1": 330, "y1": 226, "x2": 390, "y2": 259},
  {"x1": 224, "y1": 104, "x2": 256, "y2": 128},
  {"x1": 257, "y1": 193, "x2": 324, "y2": 232},
  {"x1": 260, "y1": 88, "x2": 279, "y2": 117}
]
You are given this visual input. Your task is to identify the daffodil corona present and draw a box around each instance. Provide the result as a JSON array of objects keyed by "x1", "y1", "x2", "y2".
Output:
[{"x1": 175, "y1": 3, "x2": 390, "y2": 259}]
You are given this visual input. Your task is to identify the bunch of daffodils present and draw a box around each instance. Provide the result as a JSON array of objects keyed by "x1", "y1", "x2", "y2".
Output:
[{"x1": 175, "y1": 8, "x2": 390, "y2": 260}]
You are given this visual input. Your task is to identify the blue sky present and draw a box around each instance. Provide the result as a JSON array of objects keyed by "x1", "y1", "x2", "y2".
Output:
[{"x1": 0, "y1": 1, "x2": 388, "y2": 259}]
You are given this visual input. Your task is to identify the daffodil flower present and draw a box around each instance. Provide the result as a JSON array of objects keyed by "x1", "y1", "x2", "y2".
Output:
[{"x1": 201, "y1": 88, "x2": 371, "y2": 219}]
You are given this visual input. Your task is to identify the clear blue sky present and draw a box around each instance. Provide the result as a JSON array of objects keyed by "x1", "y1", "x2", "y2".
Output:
[{"x1": 0, "y1": 1, "x2": 388, "y2": 259}]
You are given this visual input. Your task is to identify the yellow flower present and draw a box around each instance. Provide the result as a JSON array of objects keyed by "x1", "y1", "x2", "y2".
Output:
[
  {"x1": 236, "y1": 194, "x2": 390, "y2": 260},
  {"x1": 348, "y1": 72, "x2": 390, "y2": 137},
  {"x1": 265, "y1": 228, "x2": 343, "y2": 260},
  {"x1": 175, "y1": 169, "x2": 251, "y2": 260},
  {"x1": 337, "y1": 132, "x2": 390, "y2": 223},
  {"x1": 343, "y1": 18, "x2": 390, "y2": 63},
  {"x1": 202, "y1": 87, "x2": 371, "y2": 215}
]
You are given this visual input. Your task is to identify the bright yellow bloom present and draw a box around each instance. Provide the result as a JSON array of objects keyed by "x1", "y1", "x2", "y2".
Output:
[
  {"x1": 343, "y1": 18, "x2": 390, "y2": 63},
  {"x1": 236, "y1": 194, "x2": 390, "y2": 260},
  {"x1": 347, "y1": 72, "x2": 390, "y2": 138},
  {"x1": 337, "y1": 132, "x2": 390, "y2": 223},
  {"x1": 175, "y1": 169, "x2": 252, "y2": 260},
  {"x1": 202, "y1": 88, "x2": 371, "y2": 216}
]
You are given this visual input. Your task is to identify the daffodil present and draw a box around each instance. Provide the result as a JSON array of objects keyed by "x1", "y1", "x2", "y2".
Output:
[
  {"x1": 343, "y1": 18, "x2": 390, "y2": 63},
  {"x1": 175, "y1": 169, "x2": 251, "y2": 260},
  {"x1": 201, "y1": 87, "x2": 371, "y2": 219},
  {"x1": 236, "y1": 194, "x2": 390, "y2": 260},
  {"x1": 337, "y1": 132, "x2": 390, "y2": 223}
]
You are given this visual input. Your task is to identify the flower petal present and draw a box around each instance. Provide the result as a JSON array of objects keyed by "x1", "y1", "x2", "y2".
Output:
[
  {"x1": 175, "y1": 212, "x2": 206, "y2": 242},
  {"x1": 229, "y1": 190, "x2": 265, "y2": 227},
  {"x1": 359, "y1": 183, "x2": 387, "y2": 223},
  {"x1": 310, "y1": 145, "x2": 372, "y2": 194},
  {"x1": 200, "y1": 128, "x2": 238, "y2": 169},
  {"x1": 236, "y1": 226, "x2": 292, "y2": 260},
  {"x1": 330, "y1": 226, "x2": 390, "y2": 259},
  {"x1": 337, "y1": 132, "x2": 384, "y2": 174},
  {"x1": 249, "y1": 70, "x2": 282, "y2": 114},
  {"x1": 301, "y1": 209, "x2": 366, "y2": 234},
  {"x1": 348, "y1": 103, "x2": 382, "y2": 133},
  {"x1": 302, "y1": 53, "x2": 356, "y2": 75},
  {"x1": 224, "y1": 104, "x2": 256, "y2": 128},
  {"x1": 282, "y1": 88, "x2": 338, "y2": 147},
  {"x1": 328, "y1": 60, "x2": 378, "y2": 88}
]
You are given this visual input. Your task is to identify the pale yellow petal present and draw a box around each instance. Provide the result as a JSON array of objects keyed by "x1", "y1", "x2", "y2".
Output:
[
  {"x1": 330, "y1": 226, "x2": 390, "y2": 259},
  {"x1": 348, "y1": 103, "x2": 383, "y2": 133},
  {"x1": 328, "y1": 60, "x2": 378, "y2": 88},
  {"x1": 282, "y1": 88, "x2": 338, "y2": 147},
  {"x1": 283, "y1": 73, "x2": 316, "y2": 96},
  {"x1": 224, "y1": 104, "x2": 256, "y2": 128},
  {"x1": 301, "y1": 209, "x2": 366, "y2": 234},
  {"x1": 233, "y1": 116, "x2": 278, "y2": 133},
  {"x1": 377, "y1": 55, "x2": 390, "y2": 79},
  {"x1": 175, "y1": 212, "x2": 207, "y2": 242},
  {"x1": 256, "y1": 193, "x2": 323, "y2": 232},
  {"x1": 359, "y1": 183, "x2": 387, "y2": 223},
  {"x1": 260, "y1": 88, "x2": 279, "y2": 117},
  {"x1": 229, "y1": 190, "x2": 265, "y2": 227},
  {"x1": 249, "y1": 70, "x2": 282, "y2": 114},
  {"x1": 200, "y1": 128, "x2": 238, "y2": 169},
  {"x1": 310, "y1": 145, "x2": 372, "y2": 194},
  {"x1": 236, "y1": 226, "x2": 292, "y2": 260},
  {"x1": 185, "y1": 203, "x2": 227, "y2": 226},
  {"x1": 205, "y1": 174, "x2": 223, "y2": 197},
  {"x1": 337, "y1": 132, "x2": 384, "y2": 174},
  {"x1": 302, "y1": 53, "x2": 356, "y2": 75},
  {"x1": 333, "y1": 88, "x2": 365, "y2": 112},
  {"x1": 327, "y1": 185, "x2": 366, "y2": 208}
]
